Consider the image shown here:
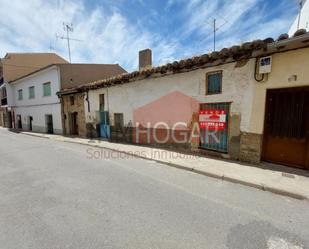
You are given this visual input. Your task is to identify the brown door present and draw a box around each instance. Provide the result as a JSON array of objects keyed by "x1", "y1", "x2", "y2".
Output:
[
  {"x1": 45, "y1": 115, "x2": 54, "y2": 134},
  {"x1": 17, "y1": 115, "x2": 22, "y2": 129},
  {"x1": 262, "y1": 87, "x2": 309, "y2": 169},
  {"x1": 70, "y1": 112, "x2": 78, "y2": 135}
]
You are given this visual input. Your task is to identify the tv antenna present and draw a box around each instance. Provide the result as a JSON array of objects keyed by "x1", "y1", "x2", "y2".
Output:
[
  {"x1": 206, "y1": 17, "x2": 228, "y2": 51},
  {"x1": 49, "y1": 42, "x2": 55, "y2": 52},
  {"x1": 56, "y1": 22, "x2": 83, "y2": 63},
  {"x1": 297, "y1": 0, "x2": 304, "y2": 30}
]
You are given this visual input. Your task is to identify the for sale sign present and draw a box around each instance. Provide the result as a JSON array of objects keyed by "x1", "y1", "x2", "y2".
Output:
[{"x1": 199, "y1": 110, "x2": 227, "y2": 130}]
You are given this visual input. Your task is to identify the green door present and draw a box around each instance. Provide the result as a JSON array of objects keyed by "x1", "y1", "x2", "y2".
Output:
[{"x1": 200, "y1": 103, "x2": 230, "y2": 152}]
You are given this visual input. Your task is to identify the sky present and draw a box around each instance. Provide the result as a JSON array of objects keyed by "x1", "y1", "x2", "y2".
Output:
[{"x1": 0, "y1": 0, "x2": 300, "y2": 71}]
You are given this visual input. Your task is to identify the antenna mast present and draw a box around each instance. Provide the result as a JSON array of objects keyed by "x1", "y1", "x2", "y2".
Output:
[
  {"x1": 208, "y1": 17, "x2": 228, "y2": 51},
  {"x1": 63, "y1": 23, "x2": 73, "y2": 63},
  {"x1": 213, "y1": 18, "x2": 216, "y2": 51},
  {"x1": 297, "y1": 0, "x2": 303, "y2": 30},
  {"x1": 56, "y1": 23, "x2": 82, "y2": 63}
]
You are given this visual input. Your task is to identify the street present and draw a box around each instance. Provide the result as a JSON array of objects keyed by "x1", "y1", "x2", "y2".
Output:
[{"x1": 0, "y1": 128, "x2": 308, "y2": 249}]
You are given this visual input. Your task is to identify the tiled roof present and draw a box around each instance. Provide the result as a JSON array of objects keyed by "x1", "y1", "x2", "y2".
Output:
[
  {"x1": 60, "y1": 29, "x2": 308, "y2": 94},
  {"x1": 1, "y1": 53, "x2": 68, "y2": 82}
]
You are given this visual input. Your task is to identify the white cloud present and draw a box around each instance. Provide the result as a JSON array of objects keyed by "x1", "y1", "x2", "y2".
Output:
[
  {"x1": 0, "y1": 0, "x2": 180, "y2": 71},
  {"x1": 170, "y1": 0, "x2": 297, "y2": 55},
  {"x1": 0, "y1": 0, "x2": 297, "y2": 71}
]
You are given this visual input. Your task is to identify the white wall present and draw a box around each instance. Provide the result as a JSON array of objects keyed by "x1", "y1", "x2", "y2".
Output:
[
  {"x1": 86, "y1": 59, "x2": 256, "y2": 132},
  {"x1": 14, "y1": 104, "x2": 62, "y2": 133},
  {"x1": 10, "y1": 66, "x2": 63, "y2": 134},
  {"x1": 289, "y1": 0, "x2": 309, "y2": 35}
]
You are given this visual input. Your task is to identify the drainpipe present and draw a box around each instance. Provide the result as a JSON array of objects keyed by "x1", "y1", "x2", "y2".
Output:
[
  {"x1": 107, "y1": 88, "x2": 110, "y2": 111},
  {"x1": 86, "y1": 90, "x2": 90, "y2": 112}
]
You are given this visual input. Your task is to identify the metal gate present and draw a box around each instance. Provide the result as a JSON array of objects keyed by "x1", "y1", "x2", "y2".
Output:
[
  {"x1": 100, "y1": 111, "x2": 110, "y2": 139},
  {"x1": 200, "y1": 102, "x2": 230, "y2": 152}
]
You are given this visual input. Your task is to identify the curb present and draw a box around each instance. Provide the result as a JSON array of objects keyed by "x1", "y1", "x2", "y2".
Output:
[{"x1": 19, "y1": 131, "x2": 308, "y2": 201}]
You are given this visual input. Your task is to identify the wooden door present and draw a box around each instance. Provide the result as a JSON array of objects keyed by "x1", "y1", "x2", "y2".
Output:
[
  {"x1": 46, "y1": 115, "x2": 54, "y2": 134},
  {"x1": 29, "y1": 116, "x2": 33, "y2": 131},
  {"x1": 17, "y1": 115, "x2": 22, "y2": 129},
  {"x1": 262, "y1": 87, "x2": 309, "y2": 169},
  {"x1": 70, "y1": 112, "x2": 78, "y2": 135}
]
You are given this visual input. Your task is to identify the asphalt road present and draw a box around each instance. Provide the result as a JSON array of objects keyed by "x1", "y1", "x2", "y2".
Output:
[{"x1": 0, "y1": 128, "x2": 309, "y2": 249}]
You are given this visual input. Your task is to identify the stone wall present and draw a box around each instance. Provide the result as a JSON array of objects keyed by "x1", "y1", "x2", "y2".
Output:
[
  {"x1": 62, "y1": 93, "x2": 87, "y2": 137},
  {"x1": 239, "y1": 132, "x2": 263, "y2": 163}
]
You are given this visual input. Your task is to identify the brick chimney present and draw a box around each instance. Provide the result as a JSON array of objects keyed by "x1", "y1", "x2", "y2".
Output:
[{"x1": 139, "y1": 49, "x2": 152, "y2": 71}]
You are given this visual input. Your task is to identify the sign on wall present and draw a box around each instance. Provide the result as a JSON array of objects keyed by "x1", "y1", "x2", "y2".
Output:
[{"x1": 199, "y1": 110, "x2": 227, "y2": 130}]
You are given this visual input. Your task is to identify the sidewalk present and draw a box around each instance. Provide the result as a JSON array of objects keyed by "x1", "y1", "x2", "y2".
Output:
[{"x1": 18, "y1": 130, "x2": 309, "y2": 201}]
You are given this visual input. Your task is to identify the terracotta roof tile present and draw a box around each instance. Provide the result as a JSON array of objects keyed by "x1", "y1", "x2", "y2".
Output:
[{"x1": 58, "y1": 29, "x2": 309, "y2": 94}]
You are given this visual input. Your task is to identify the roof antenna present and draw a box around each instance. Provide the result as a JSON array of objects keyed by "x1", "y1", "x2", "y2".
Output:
[
  {"x1": 297, "y1": 0, "x2": 304, "y2": 30},
  {"x1": 56, "y1": 22, "x2": 83, "y2": 63},
  {"x1": 207, "y1": 17, "x2": 228, "y2": 51},
  {"x1": 49, "y1": 41, "x2": 55, "y2": 52}
]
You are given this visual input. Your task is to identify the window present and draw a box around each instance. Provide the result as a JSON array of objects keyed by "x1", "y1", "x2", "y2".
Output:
[
  {"x1": 99, "y1": 94, "x2": 105, "y2": 111},
  {"x1": 70, "y1": 96, "x2": 74, "y2": 105},
  {"x1": 29, "y1": 86, "x2": 35, "y2": 99},
  {"x1": 206, "y1": 71, "x2": 222, "y2": 95},
  {"x1": 18, "y1": 89, "x2": 23, "y2": 100},
  {"x1": 43, "y1": 82, "x2": 51, "y2": 96}
]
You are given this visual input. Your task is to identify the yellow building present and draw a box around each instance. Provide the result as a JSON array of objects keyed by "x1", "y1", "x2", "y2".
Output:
[{"x1": 241, "y1": 30, "x2": 309, "y2": 170}]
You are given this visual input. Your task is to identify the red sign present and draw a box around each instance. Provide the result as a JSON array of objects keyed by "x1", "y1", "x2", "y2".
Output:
[{"x1": 199, "y1": 110, "x2": 227, "y2": 130}]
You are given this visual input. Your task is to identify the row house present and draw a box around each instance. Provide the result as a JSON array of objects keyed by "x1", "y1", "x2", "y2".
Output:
[
  {"x1": 7, "y1": 62, "x2": 126, "y2": 134},
  {"x1": 0, "y1": 53, "x2": 68, "y2": 128},
  {"x1": 58, "y1": 29, "x2": 309, "y2": 170}
]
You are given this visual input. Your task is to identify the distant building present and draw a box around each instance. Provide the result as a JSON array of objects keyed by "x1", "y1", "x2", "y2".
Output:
[
  {"x1": 9, "y1": 63, "x2": 126, "y2": 135},
  {"x1": 0, "y1": 53, "x2": 68, "y2": 128},
  {"x1": 289, "y1": 0, "x2": 309, "y2": 35}
]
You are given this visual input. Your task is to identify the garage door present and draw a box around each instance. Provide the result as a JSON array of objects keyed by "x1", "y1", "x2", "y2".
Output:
[{"x1": 262, "y1": 87, "x2": 309, "y2": 169}]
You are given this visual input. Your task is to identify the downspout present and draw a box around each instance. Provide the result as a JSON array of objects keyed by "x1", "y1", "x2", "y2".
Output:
[
  {"x1": 86, "y1": 90, "x2": 90, "y2": 112},
  {"x1": 254, "y1": 57, "x2": 265, "y2": 82},
  {"x1": 107, "y1": 87, "x2": 110, "y2": 111}
]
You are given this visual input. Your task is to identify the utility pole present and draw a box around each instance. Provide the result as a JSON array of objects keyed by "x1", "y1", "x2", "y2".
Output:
[{"x1": 56, "y1": 22, "x2": 82, "y2": 63}]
